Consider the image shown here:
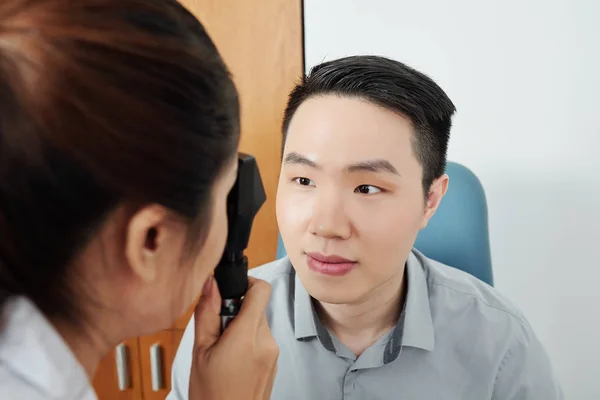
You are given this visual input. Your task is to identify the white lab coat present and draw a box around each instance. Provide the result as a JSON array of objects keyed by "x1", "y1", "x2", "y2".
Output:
[{"x1": 0, "y1": 296, "x2": 97, "y2": 400}]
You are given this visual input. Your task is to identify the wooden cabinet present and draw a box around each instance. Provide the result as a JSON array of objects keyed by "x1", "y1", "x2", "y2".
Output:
[
  {"x1": 92, "y1": 0, "x2": 303, "y2": 398},
  {"x1": 93, "y1": 332, "x2": 184, "y2": 400},
  {"x1": 138, "y1": 331, "x2": 185, "y2": 400},
  {"x1": 93, "y1": 338, "x2": 143, "y2": 400}
]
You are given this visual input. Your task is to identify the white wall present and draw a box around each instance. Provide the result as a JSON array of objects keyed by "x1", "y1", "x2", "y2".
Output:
[{"x1": 304, "y1": 0, "x2": 600, "y2": 398}]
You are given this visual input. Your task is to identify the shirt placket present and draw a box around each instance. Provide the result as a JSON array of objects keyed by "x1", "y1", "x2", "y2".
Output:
[{"x1": 343, "y1": 366, "x2": 359, "y2": 399}]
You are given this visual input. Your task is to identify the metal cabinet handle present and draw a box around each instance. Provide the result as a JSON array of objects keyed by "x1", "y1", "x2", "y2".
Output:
[
  {"x1": 115, "y1": 343, "x2": 130, "y2": 391},
  {"x1": 150, "y1": 343, "x2": 164, "y2": 391}
]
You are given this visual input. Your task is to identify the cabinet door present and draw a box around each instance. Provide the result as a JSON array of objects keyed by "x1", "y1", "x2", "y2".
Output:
[
  {"x1": 139, "y1": 330, "x2": 185, "y2": 400},
  {"x1": 93, "y1": 338, "x2": 143, "y2": 400}
]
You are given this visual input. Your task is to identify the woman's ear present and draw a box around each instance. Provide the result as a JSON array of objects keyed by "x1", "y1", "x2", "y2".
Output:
[
  {"x1": 125, "y1": 205, "x2": 171, "y2": 284},
  {"x1": 420, "y1": 174, "x2": 449, "y2": 229}
]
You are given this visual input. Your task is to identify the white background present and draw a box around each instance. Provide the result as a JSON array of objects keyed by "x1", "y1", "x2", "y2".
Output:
[{"x1": 304, "y1": 0, "x2": 600, "y2": 398}]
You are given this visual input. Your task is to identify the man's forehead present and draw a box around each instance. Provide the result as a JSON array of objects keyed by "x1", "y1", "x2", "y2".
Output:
[
  {"x1": 283, "y1": 131, "x2": 414, "y2": 172},
  {"x1": 289, "y1": 95, "x2": 413, "y2": 128},
  {"x1": 286, "y1": 96, "x2": 414, "y2": 150}
]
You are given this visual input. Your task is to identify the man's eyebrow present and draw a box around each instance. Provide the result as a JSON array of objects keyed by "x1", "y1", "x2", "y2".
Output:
[
  {"x1": 283, "y1": 152, "x2": 319, "y2": 169},
  {"x1": 347, "y1": 159, "x2": 400, "y2": 175},
  {"x1": 283, "y1": 153, "x2": 399, "y2": 175}
]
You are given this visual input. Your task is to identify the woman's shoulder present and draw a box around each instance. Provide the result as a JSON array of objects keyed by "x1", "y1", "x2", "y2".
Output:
[
  {"x1": 0, "y1": 367, "x2": 96, "y2": 400},
  {"x1": 0, "y1": 296, "x2": 97, "y2": 400}
]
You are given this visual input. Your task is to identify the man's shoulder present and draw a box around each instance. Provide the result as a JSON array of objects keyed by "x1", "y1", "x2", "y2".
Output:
[
  {"x1": 248, "y1": 256, "x2": 295, "y2": 285},
  {"x1": 417, "y1": 251, "x2": 563, "y2": 398},
  {"x1": 417, "y1": 250, "x2": 527, "y2": 324}
]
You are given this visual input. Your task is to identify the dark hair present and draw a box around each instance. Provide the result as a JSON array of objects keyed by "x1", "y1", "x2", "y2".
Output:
[
  {"x1": 282, "y1": 55, "x2": 456, "y2": 193},
  {"x1": 0, "y1": 0, "x2": 239, "y2": 323}
]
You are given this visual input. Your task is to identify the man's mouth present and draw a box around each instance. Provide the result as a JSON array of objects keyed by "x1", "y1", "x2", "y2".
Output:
[{"x1": 305, "y1": 252, "x2": 357, "y2": 276}]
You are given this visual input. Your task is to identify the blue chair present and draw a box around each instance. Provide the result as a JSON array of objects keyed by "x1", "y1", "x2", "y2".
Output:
[
  {"x1": 413, "y1": 162, "x2": 493, "y2": 285},
  {"x1": 275, "y1": 161, "x2": 493, "y2": 286}
]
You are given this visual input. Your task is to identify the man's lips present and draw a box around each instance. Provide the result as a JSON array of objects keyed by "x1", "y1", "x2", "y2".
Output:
[
  {"x1": 305, "y1": 252, "x2": 357, "y2": 276},
  {"x1": 305, "y1": 252, "x2": 355, "y2": 263}
]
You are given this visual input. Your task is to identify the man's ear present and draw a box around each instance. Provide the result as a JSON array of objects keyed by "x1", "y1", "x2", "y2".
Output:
[
  {"x1": 125, "y1": 204, "x2": 170, "y2": 284},
  {"x1": 420, "y1": 174, "x2": 449, "y2": 229}
]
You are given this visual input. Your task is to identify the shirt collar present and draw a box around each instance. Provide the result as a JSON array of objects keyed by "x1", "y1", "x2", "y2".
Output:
[
  {"x1": 292, "y1": 249, "x2": 435, "y2": 353},
  {"x1": 293, "y1": 272, "x2": 337, "y2": 351},
  {"x1": 396, "y1": 249, "x2": 435, "y2": 351},
  {"x1": 293, "y1": 272, "x2": 319, "y2": 340}
]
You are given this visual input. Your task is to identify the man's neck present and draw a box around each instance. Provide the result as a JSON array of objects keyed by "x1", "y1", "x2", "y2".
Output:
[{"x1": 315, "y1": 267, "x2": 406, "y2": 357}]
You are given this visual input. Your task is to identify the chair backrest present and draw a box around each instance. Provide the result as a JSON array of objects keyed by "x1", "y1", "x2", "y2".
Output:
[
  {"x1": 414, "y1": 162, "x2": 493, "y2": 285},
  {"x1": 275, "y1": 161, "x2": 493, "y2": 286}
]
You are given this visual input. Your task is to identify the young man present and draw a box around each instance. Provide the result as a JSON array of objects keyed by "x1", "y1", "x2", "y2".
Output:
[{"x1": 168, "y1": 56, "x2": 563, "y2": 399}]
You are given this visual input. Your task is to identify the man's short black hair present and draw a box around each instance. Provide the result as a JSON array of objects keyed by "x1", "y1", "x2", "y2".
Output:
[{"x1": 282, "y1": 55, "x2": 456, "y2": 194}]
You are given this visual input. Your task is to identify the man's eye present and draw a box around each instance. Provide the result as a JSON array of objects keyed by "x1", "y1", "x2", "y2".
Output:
[
  {"x1": 294, "y1": 177, "x2": 315, "y2": 186},
  {"x1": 355, "y1": 185, "x2": 382, "y2": 195}
]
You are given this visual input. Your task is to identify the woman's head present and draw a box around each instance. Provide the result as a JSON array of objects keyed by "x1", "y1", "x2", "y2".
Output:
[{"x1": 0, "y1": 0, "x2": 239, "y2": 336}]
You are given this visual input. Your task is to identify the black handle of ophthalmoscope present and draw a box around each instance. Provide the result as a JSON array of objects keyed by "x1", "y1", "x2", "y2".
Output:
[{"x1": 213, "y1": 153, "x2": 266, "y2": 332}]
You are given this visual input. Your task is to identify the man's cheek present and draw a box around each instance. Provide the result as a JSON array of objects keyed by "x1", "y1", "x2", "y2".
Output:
[{"x1": 282, "y1": 199, "x2": 313, "y2": 227}]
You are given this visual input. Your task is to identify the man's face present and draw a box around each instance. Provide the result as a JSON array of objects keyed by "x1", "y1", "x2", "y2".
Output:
[{"x1": 276, "y1": 95, "x2": 445, "y2": 304}]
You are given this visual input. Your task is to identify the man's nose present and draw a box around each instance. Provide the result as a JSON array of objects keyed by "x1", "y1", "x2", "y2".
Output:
[{"x1": 308, "y1": 189, "x2": 351, "y2": 240}]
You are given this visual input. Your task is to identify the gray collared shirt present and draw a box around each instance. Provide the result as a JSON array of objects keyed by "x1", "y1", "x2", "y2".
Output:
[{"x1": 168, "y1": 249, "x2": 563, "y2": 400}]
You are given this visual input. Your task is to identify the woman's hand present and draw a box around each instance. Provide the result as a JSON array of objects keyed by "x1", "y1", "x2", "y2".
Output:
[{"x1": 189, "y1": 276, "x2": 279, "y2": 400}]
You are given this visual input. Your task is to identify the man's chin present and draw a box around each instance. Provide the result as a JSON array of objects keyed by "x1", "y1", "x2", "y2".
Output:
[
  {"x1": 293, "y1": 261, "x2": 361, "y2": 302},
  {"x1": 303, "y1": 280, "x2": 361, "y2": 305}
]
